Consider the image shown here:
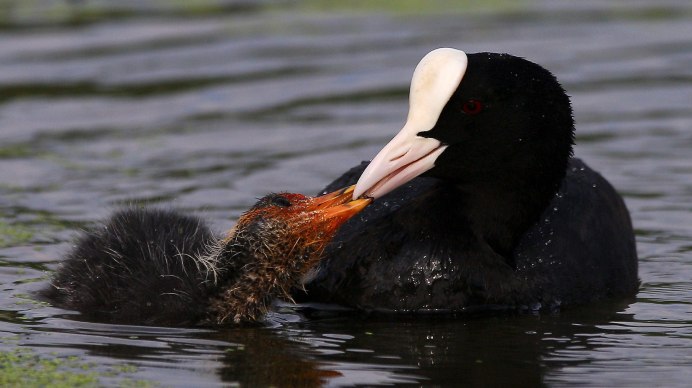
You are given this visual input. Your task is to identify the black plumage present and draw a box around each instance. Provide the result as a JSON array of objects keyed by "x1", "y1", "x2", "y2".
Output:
[
  {"x1": 300, "y1": 51, "x2": 638, "y2": 312},
  {"x1": 43, "y1": 208, "x2": 216, "y2": 325}
]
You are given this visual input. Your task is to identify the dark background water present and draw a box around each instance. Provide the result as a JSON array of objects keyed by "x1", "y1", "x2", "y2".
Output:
[{"x1": 1, "y1": 0, "x2": 691, "y2": 386}]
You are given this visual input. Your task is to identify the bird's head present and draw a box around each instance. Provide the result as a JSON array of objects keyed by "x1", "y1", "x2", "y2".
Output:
[
  {"x1": 354, "y1": 48, "x2": 574, "y2": 199},
  {"x1": 223, "y1": 185, "x2": 370, "y2": 281}
]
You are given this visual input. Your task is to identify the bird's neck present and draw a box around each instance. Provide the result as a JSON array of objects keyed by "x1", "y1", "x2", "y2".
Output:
[
  {"x1": 457, "y1": 175, "x2": 559, "y2": 261},
  {"x1": 203, "y1": 233, "x2": 314, "y2": 325},
  {"x1": 207, "y1": 262, "x2": 294, "y2": 324}
]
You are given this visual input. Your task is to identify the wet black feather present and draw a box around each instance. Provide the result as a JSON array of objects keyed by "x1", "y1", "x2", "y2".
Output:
[{"x1": 41, "y1": 208, "x2": 218, "y2": 325}]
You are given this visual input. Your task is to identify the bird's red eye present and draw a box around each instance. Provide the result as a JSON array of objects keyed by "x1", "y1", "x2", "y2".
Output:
[{"x1": 462, "y1": 99, "x2": 483, "y2": 115}]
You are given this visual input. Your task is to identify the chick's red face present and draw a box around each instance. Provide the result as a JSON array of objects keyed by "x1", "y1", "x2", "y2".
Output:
[
  {"x1": 233, "y1": 186, "x2": 370, "y2": 249},
  {"x1": 284, "y1": 187, "x2": 370, "y2": 242}
]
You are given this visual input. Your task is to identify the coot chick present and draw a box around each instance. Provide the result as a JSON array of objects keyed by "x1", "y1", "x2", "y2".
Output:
[
  {"x1": 43, "y1": 186, "x2": 370, "y2": 326},
  {"x1": 302, "y1": 48, "x2": 638, "y2": 312}
]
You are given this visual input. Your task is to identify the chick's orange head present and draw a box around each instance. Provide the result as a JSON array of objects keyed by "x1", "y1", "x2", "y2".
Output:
[{"x1": 231, "y1": 185, "x2": 370, "y2": 252}]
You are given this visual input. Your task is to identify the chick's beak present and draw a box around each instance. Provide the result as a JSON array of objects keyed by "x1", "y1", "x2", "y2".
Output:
[
  {"x1": 312, "y1": 185, "x2": 357, "y2": 208},
  {"x1": 310, "y1": 185, "x2": 371, "y2": 224}
]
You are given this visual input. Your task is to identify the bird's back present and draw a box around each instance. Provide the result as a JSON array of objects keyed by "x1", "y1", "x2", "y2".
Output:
[{"x1": 42, "y1": 208, "x2": 219, "y2": 325}]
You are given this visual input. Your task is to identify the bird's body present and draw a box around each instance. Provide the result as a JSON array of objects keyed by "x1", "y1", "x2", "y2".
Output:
[
  {"x1": 43, "y1": 188, "x2": 369, "y2": 326},
  {"x1": 300, "y1": 49, "x2": 638, "y2": 312},
  {"x1": 43, "y1": 208, "x2": 216, "y2": 325},
  {"x1": 305, "y1": 158, "x2": 637, "y2": 312}
]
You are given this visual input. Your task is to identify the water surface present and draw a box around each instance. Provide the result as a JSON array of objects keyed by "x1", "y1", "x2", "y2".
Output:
[{"x1": 1, "y1": 1, "x2": 691, "y2": 386}]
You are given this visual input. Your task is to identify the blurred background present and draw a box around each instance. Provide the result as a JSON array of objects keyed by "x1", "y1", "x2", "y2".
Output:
[{"x1": 0, "y1": 1, "x2": 690, "y2": 386}]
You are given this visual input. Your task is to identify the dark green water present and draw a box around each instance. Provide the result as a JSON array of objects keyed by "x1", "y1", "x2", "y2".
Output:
[{"x1": 1, "y1": 1, "x2": 691, "y2": 386}]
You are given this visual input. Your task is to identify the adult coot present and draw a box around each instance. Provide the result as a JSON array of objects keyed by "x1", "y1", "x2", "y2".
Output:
[{"x1": 303, "y1": 48, "x2": 638, "y2": 312}]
